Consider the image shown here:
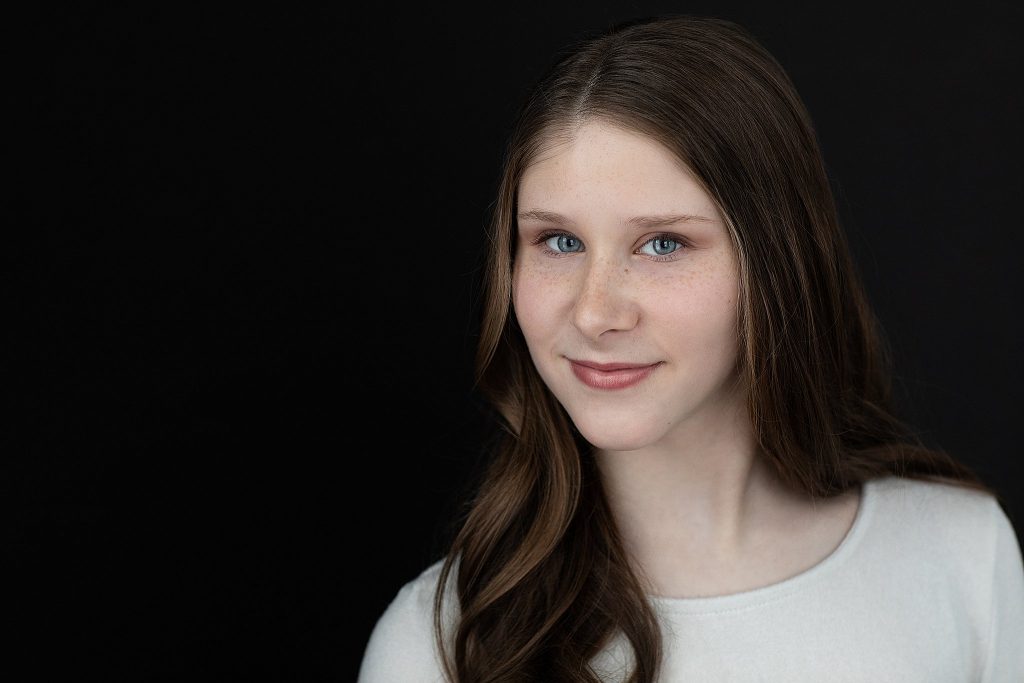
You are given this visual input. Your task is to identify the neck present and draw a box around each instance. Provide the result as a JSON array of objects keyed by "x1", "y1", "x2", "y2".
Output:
[{"x1": 593, "y1": 396, "x2": 798, "y2": 571}]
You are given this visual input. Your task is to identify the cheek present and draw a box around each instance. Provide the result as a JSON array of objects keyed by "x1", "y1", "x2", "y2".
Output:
[
  {"x1": 512, "y1": 261, "x2": 562, "y2": 341},
  {"x1": 652, "y1": 277, "x2": 738, "y2": 352},
  {"x1": 511, "y1": 268, "x2": 539, "y2": 345}
]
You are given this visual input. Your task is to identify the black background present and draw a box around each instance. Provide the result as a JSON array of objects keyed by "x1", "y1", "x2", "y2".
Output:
[{"x1": 11, "y1": 2, "x2": 1023, "y2": 681}]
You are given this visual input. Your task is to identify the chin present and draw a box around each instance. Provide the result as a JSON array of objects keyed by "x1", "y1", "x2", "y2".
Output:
[{"x1": 568, "y1": 411, "x2": 665, "y2": 452}]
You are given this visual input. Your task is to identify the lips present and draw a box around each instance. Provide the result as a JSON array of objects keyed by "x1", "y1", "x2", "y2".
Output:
[{"x1": 568, "y1": 359, "x2": 661, "y2": 390}]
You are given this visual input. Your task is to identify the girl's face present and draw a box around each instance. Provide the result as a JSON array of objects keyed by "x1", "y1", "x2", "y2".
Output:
[{"x1": 512, "y1": 120, "x2": 744, "y2": 451}]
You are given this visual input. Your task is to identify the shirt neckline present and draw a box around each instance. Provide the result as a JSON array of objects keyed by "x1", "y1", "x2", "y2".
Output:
[{"x1": 647, "y1": 477, "x2": 877, "y2": 615}]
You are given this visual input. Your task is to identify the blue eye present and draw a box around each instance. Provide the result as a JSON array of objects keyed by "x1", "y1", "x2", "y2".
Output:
[
  {"x1": 639, "y1": 236, "x2": 681, "y2": 257},
  {"x1": 545, "y1": 234, "x2": 583, "y2": 253}
]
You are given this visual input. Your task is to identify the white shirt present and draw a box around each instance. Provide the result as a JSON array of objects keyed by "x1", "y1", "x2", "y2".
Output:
[{"x1": 358, "y1": 475, "x2": 1024, "y2": 682}]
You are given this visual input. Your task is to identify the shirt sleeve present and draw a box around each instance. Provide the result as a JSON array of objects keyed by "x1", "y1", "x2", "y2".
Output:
[
  {"x1": 357, "y1": 579, "x2": 450, "y2": 683},
  {"x1": 980, "y1": 501, "x2": 1024, "y2": 683}
]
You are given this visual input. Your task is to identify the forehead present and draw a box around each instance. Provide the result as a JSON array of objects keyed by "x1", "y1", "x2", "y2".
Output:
[{"x1": 518, "y1": 121, "x2": 720, "y2": 219}]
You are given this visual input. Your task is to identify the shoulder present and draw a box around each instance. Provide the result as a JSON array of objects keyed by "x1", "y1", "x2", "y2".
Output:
[
  {"x1": 357, "y1": 558, "x2": 456, "y2": 683},
  {"x1": 868, "y1": 474, "x2": 1003, "y2": 523},
  {"x1": 866, "y1": 474, "x2": 1021, "y2": 591},
  {"x1": 874, "y1": 475, "x2": 1024, "y2": 681},
  {"x1": 847, "y1": 476, "x2": 1023, "y2": 677}
]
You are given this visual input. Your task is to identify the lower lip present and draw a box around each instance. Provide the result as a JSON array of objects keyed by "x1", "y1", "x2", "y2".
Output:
[{"x1": 569, "y1": 361, "x2": 661, "y2": 390}]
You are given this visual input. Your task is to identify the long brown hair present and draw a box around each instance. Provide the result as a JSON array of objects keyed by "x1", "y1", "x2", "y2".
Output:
[{"x1": 433, "y1": 14, "x2": 998, "y2": 682}]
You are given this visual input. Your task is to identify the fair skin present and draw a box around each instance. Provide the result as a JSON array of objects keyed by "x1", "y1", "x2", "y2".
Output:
[{"x1": 512, "y1": 120, "x2": 859, "y2": 598}]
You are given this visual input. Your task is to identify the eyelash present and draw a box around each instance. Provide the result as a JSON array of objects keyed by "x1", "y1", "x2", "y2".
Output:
[{"x1": 529, "y1": 230, "x2": 691, "y2": 262}]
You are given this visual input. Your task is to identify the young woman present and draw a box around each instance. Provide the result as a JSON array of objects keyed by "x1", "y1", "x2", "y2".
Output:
[{"x1": 358, "y1": 14, "x2": 1023, "y2": 682}]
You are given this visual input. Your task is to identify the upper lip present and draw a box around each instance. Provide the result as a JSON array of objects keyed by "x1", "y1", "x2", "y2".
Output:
[{"x1": 568, "y1": 358, "x2": 660, "y2": 371}]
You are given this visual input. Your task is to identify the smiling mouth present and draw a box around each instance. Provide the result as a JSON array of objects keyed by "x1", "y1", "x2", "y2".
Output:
[{"x1": 568, "y1": 359, "x2": 662, "y2": 390}]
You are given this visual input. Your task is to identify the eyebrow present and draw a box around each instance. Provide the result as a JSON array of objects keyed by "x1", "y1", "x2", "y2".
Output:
[{"x1": 516, "y1": 209, "x2": 715, "y2": 228}]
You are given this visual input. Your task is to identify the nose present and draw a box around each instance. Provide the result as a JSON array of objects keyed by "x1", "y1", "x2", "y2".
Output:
[{"x1": 570, "y1": 255, "x2": 640, "y2": 340}]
